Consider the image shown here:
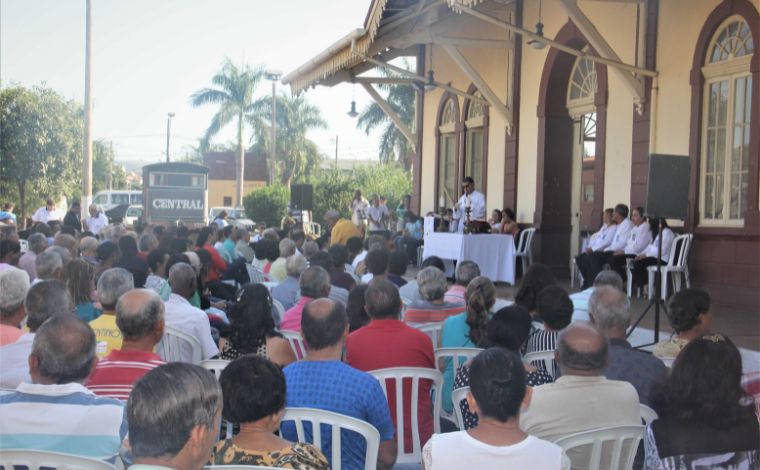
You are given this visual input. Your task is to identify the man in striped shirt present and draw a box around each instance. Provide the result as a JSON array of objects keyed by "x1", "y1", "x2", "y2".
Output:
[
  {"x1": 0, "y1": 314, "x2": 128, "y2": 462},
  {"x1": 88, "y1": 289, "x2": 166, "y2": 400}
]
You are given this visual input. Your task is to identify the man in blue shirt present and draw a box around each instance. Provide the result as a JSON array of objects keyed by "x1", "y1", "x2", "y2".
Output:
[
  {"x1": 282, "y1": 298, "x2": 397, "y2": 470},
  {"x1": 0, "y1": 202, "x2": 17, "y2": 225}
]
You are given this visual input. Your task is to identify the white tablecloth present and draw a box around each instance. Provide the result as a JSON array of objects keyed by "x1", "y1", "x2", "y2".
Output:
[{"x1": 423, "y1": 233, "x2": 516, "y2": 284}]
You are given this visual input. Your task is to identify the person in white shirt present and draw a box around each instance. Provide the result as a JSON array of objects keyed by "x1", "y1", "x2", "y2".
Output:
[
  {"x1": 31, "y1": 199, "x2": 63, "y2": 225},
  {"x1": 163, "y1": 263, "x2": 219, "y2": 362},
  {"x1": 630, "y1": 218, "x2": 676, "y2": 293},
  {"x1": 367, "y1": 194, "x2": 390, "y2": 235},
  {"x1": 574, "y1": 208, "x2": 616, "y2": 288},
  {"x1": 348, "y1": 190, "x2": 369, "y2": 228},
  {"x1": 423, "y1": 347, "x2": 570, "y2": 470},
  {"x1": 83, "y1": 204, "x2": 109, "y2": 236},
  {"x1": 610, "y1": 206, "x2": 652, "y2": 281},
  {"x1": 580, "y1": 204, "x2": 633, "y2": 288},
  {"x1": 456, "y1": 177, "x2": 486, "y2": 232}
]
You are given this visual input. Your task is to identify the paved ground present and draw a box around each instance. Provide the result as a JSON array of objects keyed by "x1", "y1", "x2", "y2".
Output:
[{"x1": 403, "y1": 265, "x2": 760, "y2": 352}]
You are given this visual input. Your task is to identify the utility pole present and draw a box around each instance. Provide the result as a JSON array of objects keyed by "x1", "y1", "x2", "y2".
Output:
[
  {"x1": 82, "y1": 0, "x2": 93, "y2": 217},
  {"x1": 108, "y1": 141, "x2": 113, "y2": 190},
  {"x1": 264, "y1": 70, "x2": 282, "y2": 185},
  {"x1": 166, "y1": 112, "x2": 175, "y2": 163},
  {"x1": 334, "y1": 135, "x2": 339, "y2": 169}
]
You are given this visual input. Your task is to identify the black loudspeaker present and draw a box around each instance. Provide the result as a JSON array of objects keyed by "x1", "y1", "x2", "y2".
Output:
[
  {"x1": 645, "y1": 154, "x2": 691, "y2": 219},
  {"x1": 290, "y1": 184, "x2": 313, "y2": 211}
]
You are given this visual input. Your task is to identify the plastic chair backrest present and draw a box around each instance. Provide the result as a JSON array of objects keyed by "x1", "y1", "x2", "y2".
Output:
[
  {"x1": 0, "y1": 449, "x2": 116, "y2": 469},
  {"x1": 19, "y1": 239, "x2": 29, "y2": 253},
  {"x1": 281, "y1": 330, "x2": 307, "y2": 360},
  {"x1": 491, "y1": 298, "x2": 513, "y2": 312},
  {"x1": 246, "y1": 264, "x2": 270, "y2": 284},
  {"x1": 639, "y1": 403, "x2": 658, "y2": 425},
  {"x1": 368, "y1": 367, "x2": 443, "y2": 464},
  {"x1": 515, "y1": 227, "x2": 536, "y2": 255},
  {"x1": 554, "y1": 425, "x2": 645, "y2": 470},
  {"x1": 451, "y1": 386, "x2": 471, "y2": 431},
  {"x1": 434, "y1": 347, "x2": 483, "y2": 377},
  {"x1": 414, "y1": 321, "x2": 445, "y2": 347},
  {"x1": 280, "y1": 407, "x2": 380, "y2": 470},
  {"x1": 272, "y1": 299, "x2": 286, "y2": 324},
  {"x1": 669, "y1": 233, "x2": 692, "y2": 268},
  {"x1": 157, "y1": 326, "x2": 203, "y2": 364},
  {"x1": 200, "y1": 359, "x2": 230, "y2": 379},
  {"x1": 523, "y1": 349, "x2": 557, "y2": 378}
]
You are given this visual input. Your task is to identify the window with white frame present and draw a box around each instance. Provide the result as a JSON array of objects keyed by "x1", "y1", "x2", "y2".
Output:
[
  {"x1": 700, "y1": 17, "x2": 754, "y2": 226},
  {"x1": 437, "y1": 98, "x2": 458, "y2": 209},
  {"x1": 464, "y1": 91, "x2": 486, "y2": 191}
]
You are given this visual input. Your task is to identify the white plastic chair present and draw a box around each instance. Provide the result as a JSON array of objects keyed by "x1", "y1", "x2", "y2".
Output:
[
  {"x1": 280, "y1": 407, "x2": 380, "y2": 470},
  {"x1": 647, "y1": 233, "x2": 693, "y2": 300},
  {"x1": 523, "y1": 349, "x2": 557, "y2": 378},
  {"x1": 639, "y1": 403, "x2": 658, "y2": 425},
  {"x1": 515, "y1": 227, "x2": 536, "y2": 274},
  {"x1": 246, "y1": 264, "x2": 270, "y2": 284},
  {"x1": 414, "y1": 321, "x2": 445, "y2": 348},
  {"x1": 434, "y1": 347, "x2": 483, "y2": 378},
  {"x1": 19, "y1": 239, "x2": 29, "y2": 253},
  {"x1": 272, "y1": 299, "x2": 286, "y2": 325},
  {"x1": 660, "y1": 356, "x2": 675, "y2": 368},
  {"x1": 201, "y1": 359, "x2": 234, "y2": 438},
  {"x1": 281, "y1": 330, "x2": 307, "y2": 360},
  {"x1": 368, "y1": 367, "x2": 443, "y2": 464},
  {"x1": 571, "y1": 257, "x2": 584, "y2": 289},
  {"x1": 416, "y1": 245, "x2": 425, "y2": 268},
  {"x1": 0, "y1": 449, "x2": 116, "y2": 469},
  {"x1": 491, "y1": 298, "x2": 513, "y2": 312},
  {"x1": 451, "y1": 386, "x2": 471, "y2": 431},
  {"x1": 157, "y1": 326, "x2": 203, "y2": 364},
  {"x1": 554, "y1": 425, "x2": 645, "y2": 470}
]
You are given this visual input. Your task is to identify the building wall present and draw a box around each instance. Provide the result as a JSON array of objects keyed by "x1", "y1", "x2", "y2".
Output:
[{"x1": 208, "y1": 180, "x2": 265, "y2": 208}]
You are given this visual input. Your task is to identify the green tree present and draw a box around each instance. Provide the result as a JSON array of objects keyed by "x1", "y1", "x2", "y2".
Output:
[
  {"x1": 249, "y1": 93, "x2": 327, "y2": 186},
  {"x1": 191, "y1": 58, "x2": 264, "y2": 206},
  {"x1": 92, "y1": 140, "x2": 126, "y2": 193},
  {"x1": 0, "y1": 86, "x2": 83, "y2": 227},
  {"x1": 243, "y1": 184, "x2": 289, "y2": 229},
  {"x1": 356, "y1": 62, "x2": 416, "y2": 170}
]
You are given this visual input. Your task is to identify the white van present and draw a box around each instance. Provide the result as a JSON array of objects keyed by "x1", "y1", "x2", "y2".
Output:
[{"x1": 92, "y1": 190, "x2": 142, "y2": 211}]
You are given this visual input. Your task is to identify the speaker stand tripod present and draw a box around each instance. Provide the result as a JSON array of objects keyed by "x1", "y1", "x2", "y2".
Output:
[{"x1": 626, "y1": 220, "x2": 667, "y2": 347}]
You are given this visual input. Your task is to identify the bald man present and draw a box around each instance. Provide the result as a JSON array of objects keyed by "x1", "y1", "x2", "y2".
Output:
[
  {"x1": 520, "y1": 322, "x2": 640, "y2": 468},
  {"x1": 87, "y1": 289, "x2": 166, "y2": 400},
  {"x1": 281, "y1": 299, "x2": 397, "y2": 470}
]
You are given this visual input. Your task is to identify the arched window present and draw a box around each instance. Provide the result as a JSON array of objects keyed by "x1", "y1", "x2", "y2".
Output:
[
  {"x1": 463, "y1": 89, "x2": 488, "y2": 192},
  {"x1": 700, "y1": 17, "x2": 754, "y2": 225},
  {"x1": 436, "y1": 95, "x2": 459, "y2": 209}
]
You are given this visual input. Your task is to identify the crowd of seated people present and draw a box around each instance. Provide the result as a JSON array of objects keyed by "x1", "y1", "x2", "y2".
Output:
[{"x1": 0, "y1": 200, "x2": 756, "y2": 470}]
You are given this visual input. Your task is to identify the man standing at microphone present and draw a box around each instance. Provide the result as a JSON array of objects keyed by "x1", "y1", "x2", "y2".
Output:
[{"x1": 456, "y1": 176, "x2": 486, "y2": 232}]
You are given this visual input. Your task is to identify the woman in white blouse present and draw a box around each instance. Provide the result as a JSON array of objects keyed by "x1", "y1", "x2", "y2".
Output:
[
  {"x1": 611, "y1": 206, "x2": 652, "y2": 280},
  {"x1": 631, "y1": 218, "x2": 675, "y2": 292},
  {"x1": 422, "y1": 348, "x2": 569, "y2": 470}
]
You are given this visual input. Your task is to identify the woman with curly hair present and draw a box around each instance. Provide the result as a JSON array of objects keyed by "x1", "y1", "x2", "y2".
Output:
[
  {"x1": 219, "y1": 283, "x2": 295, "y2": 367},
  {"x1": 646, "y1": 335, "x2": 758, "y2": 468},
  {"x1": 440, "y1": 276, "x2": 496, "y2": 413},
  {"x1": 652, "y1": 288, "x2": 712, "y2": 361},
  {"x1": 64, "y1": 258, "x2": 100, "y2": 322}
]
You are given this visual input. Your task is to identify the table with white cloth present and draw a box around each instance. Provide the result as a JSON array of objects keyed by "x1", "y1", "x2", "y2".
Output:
[{"x1": 422, "y1": 233, "x2": 516, "y2": 285}]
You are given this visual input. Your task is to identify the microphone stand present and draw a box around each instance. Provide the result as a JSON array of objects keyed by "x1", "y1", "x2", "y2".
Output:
[{"x1": 627, "y1": 218, "x2": 666, "y2": 346}]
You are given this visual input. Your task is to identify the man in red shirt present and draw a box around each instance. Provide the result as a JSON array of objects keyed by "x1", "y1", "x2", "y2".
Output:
[
  {"x1": 87, "y1": 289, "x2": 166, "y2": 400},
  {"x1": 345, "y1": 280, "x2": 436, "y2": 455}
]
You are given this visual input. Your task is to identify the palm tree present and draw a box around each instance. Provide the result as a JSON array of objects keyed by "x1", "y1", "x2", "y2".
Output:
[
  {"x1": 356, "y1": 61, "x2": 416, "y2": 170},
  {"x1": 249, "y1": 93, "x2": 327, "y2": 187},
  {"x1": 190, "y1": 58, "x2": 263, "y2": 206}
]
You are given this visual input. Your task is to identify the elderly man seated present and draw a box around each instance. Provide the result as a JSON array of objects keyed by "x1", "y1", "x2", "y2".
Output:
[
  {"x1": 0, "y1": 315, "x2": 128, "y2": 462},
  {"x1": 589, "y1": 286, "x2": 667, "y2": 407},
  {"x1": 570, "y1": 269, "x2": 624, "y2": 322},
  {"x1": 279, "y1": 265, "x2": 332, "y2": 331},
  {"x1": 325, "y1": 209, "x2": 362, "y2": 247},
  {"x1": 163, "y1": 262, "x2": 219, "y2": 362},
  {"x1": 520, "y1": 322, "x2": 640, "y2": 468},
  {"x1": 79, "y1": 235, "x2": 99, "y2": 266},
  {"x1": 18, "y1": 232, "x2": 48, "y2": 280},
  {"x1": 272, "y1": 254, "x2": 307, "y2": 311},
  {"x1": 87, "y1": 289, "x2": 166, "y2": 400},
  {"x1": 127, "y1": 363, "x2": 222, "y2": 470},
  {"x1": 0, "y1": 280, "x2": 72, "y2": 388},
  {"x1": 307, "y1": 252, "x2": 350, "y2": 306},
  {"x1": 281, "y1": 298, "x2": 397, "y2": 469},
  {"x1": 404, "y1": 267, "x2": 465, "y2": 323},
  {"x1": 33, "y1": 249, "x2": 64, "y2": 284},
  {"x1": 90, "y1": 267, "x2": 135, "y2": 358},
  {"x1": 269, "y1": 238, "x2": 296, "y2": 283},
  {"x1": 444, "y1": 260, "x2": 480, "y2": 304},
  {"x1": 0, "y1": 267, "x2": 30, "y2": 346},
  {"x1": 398, "y1": 256, "x2": 446, "y2": 304}
]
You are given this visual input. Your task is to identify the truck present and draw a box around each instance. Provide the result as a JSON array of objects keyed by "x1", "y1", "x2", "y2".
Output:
[{"x1": 142, "y1": 162, "x2": 209, "y2": 227}]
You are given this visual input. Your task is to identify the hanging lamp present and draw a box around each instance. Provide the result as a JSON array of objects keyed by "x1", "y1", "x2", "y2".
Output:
[
  {"x1": 347, "y1": 80, "x2": 359, "y2": 118},
  {"x1": 527, "y1": 0, "x2": 547, "y2": 50}
]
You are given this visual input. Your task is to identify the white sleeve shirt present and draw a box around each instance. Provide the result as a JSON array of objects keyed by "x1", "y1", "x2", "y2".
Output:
[
  {"x1": 589, "y1": 224, "x2": 617, "y2": 252},
  {"x1": 457, "y1": 191, "x2": 486, "y2": 222},
  {"x1": 86, "y1": 213, "x2": 109, "y2": 235},
  {"x1": 163, "y1": 294, "x2": 219, "y2": 360},
  {"x1": 644, "y1": 228, "x2": 675, "y2": 261},
  {"x1": 624, "y1": 223, "x2": 653, "y2": 255},
  {"x1": 609, "y1": 218, "x2": 634, "y2": 252}
]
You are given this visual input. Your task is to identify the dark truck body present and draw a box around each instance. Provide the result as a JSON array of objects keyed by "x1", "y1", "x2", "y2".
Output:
[{"x1": 142, "y1": 162, "x2": 209, "y2": 227}]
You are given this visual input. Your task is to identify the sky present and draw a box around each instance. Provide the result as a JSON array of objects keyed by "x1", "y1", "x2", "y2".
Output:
[{"x1": 0, "y1": 0, "x2": 386, "y2": 165}]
